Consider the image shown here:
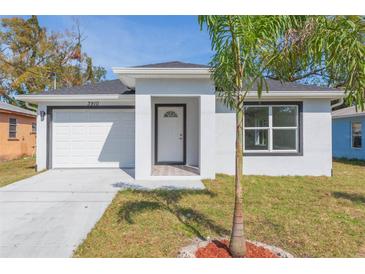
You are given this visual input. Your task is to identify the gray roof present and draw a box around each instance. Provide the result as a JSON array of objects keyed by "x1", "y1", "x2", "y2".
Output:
[
  {"x1": 332, "y1": 105, "x2": 365, "y2": 118},
  {"x1": 41, "y1": 79, "x2": 134, "y2": 95},
  {"x1": 0, "y1": 102, "x2": 36, "y2": 116},
  {"x1": 32, "y1": 61, "x2": 340, "y2": 95},
  {"x1": 133, "y1": 61, "x2": 210, "y2": 68},
  {"x1": 253, "y1": 79, "x2": 341, "y2": 92}
]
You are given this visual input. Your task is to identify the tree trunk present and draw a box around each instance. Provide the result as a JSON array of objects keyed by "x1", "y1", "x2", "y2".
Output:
[{"x1": 229, "y1": 106, "x2": 246, "y2": 257}]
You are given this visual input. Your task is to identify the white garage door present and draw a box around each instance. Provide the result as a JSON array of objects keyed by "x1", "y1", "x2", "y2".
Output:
[{"x1": 52, "y1": 109, "x2": 135, "y2": 168}]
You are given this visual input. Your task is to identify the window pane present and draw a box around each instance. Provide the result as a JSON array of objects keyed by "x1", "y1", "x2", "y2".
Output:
[
  {"x1": 273, "y1": 106, "x2": 297, "y2": 127},
  {"x1": 9, "y1": 125, "x2": 16, "y2": 132},
  {"x1": 9, "y1": 118, "x2": 17, "y2": 138},
  {"x1": 9, "y1": 131, "x2": 16, "y2": 138},
  {"x1": 245, "y1": 129, "x2": 268, "y2": 150},
  {"x1": 9, "y1": 118, "x2": 16, "y2": 125},
  {"x1": 352, "y1": 122, "x2": 362, "y2": 148},
  {"x1": 273, "y1": 129, "x2": 297, "y2": 150},
  {"x1": 164, "y1": 111, "x2": 178, "y2": 118},
  {"x1": 244, "y1": 107, "x2": 269, "y2": 127}
]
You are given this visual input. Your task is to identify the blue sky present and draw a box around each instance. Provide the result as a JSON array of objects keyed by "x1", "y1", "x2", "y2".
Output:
[{"x1": 35, "y1": 16, "x2": 213, "y2": 79}]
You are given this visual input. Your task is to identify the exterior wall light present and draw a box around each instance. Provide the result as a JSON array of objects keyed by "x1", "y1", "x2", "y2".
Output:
[{"x1": 40, "y1": 110, "x2": 46, "y2": 121}]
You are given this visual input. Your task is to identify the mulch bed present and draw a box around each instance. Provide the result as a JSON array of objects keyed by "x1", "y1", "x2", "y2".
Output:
[{"x1": 195, "y1": 239, "x2": 279, "y2": 258}]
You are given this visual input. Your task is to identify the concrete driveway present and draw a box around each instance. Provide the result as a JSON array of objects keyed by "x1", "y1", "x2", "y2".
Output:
[{"x1": 0, "y1": 169, "x2": 134, "y2": 258}]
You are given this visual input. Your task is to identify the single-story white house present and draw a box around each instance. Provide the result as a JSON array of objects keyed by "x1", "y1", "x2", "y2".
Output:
[{"x1": 17, "y1": 61, "x2": 344, "y2": 180}]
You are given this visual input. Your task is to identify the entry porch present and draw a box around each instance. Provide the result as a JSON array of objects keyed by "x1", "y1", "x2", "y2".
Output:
[{"x1": 134, "y1": 95, "x2": 215, "y2": 181}]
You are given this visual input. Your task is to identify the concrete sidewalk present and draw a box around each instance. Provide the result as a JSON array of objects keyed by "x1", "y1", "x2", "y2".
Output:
[{"x1": 0, "y1": 169, "x2": 204, "y2": 257}]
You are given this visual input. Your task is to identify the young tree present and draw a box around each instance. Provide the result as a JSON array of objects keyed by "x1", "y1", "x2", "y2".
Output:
[
  {"x1": 0, "y1": 16, "x2": 106, "y2": 105},
  {"x1": 199, "y1": 15, "x2": 364, "y2": 257}
]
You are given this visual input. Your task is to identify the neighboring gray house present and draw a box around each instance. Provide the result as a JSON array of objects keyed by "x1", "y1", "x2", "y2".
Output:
[
  {"x1": 332, "y1": 106, "x2": 365, "y2": 160},
  {"x1": 17, "y1": 61, "x2": 344, "y2": 180}
]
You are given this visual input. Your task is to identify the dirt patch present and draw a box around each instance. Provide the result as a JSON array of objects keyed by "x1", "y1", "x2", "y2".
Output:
[{"x1": 358, "y1": 244, "x2": 365, "y2": 257}]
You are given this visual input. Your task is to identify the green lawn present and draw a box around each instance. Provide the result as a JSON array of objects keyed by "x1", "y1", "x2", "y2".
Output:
[
  {"x1": 74, "y1": 160, "x2": 365, "y2": 258},
  {"x1": 0, "y1": 157, "x2": 37, "y2": 188}
]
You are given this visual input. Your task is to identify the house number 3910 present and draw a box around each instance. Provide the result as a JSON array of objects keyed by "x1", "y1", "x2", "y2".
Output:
[{"x1": 87, "y1": 101, "x2": 100, "y2": 107}]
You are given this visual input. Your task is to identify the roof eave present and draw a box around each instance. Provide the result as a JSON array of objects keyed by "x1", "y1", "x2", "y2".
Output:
[
  {"x1": 332, "y1": 113, "x2": 365, "y2": 119},
  {"x1": 0, "y1": 108, "x2": 36, "y2": 117},
  {"x1": 112, "y1": 67, "x2": 211, "y2": 87},
  {"x1": 219, "y1": 90, "x2": 345, "y2": 100},
  {"x1": 16, "y1": 94, "x2": 135, "y2": 104}
]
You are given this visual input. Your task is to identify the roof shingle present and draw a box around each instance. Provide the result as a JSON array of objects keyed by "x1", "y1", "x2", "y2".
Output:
[
  {"x1": 40, "y1": 79, "x2": 134, "y2": 95},
  {"x1": 0, "y1": 102, "x2": 36, "y2": 116},
  {"x1": 332, "y1": 105, "x2": 365, "y2": 118},
  {"x1": 254, "y1": 79, "x2": 340, "y2": 92},
  {"x1": 31, "y1": 61, "x2": 341, "y2": 95}
]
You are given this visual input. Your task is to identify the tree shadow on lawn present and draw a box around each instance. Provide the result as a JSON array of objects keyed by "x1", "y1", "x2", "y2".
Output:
[
  {"x1": 117, "y1": 189, "x2": 229, "y2": 240},
  {"x1": 332, "y1": 191, "x2": 365, "y2": 204}
]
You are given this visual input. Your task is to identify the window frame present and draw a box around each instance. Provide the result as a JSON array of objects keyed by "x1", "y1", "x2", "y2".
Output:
[
  {"x1": 243, "y1": 102, "x2": 303, "y2": 156},
  {"x1": 351, "y1": 121, "x2": 362, "y2": 149},
  {"x1": 32, "y1": 122, "x2": 37, "y2": 134},
  {"x1": 8, "y1": 117, "x2": 17, "y2": 139}
]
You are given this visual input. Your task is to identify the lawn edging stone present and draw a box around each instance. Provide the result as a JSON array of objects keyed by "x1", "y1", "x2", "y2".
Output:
[{"x1": 177, "y1": 237, "x2": 294, "y2": 258}]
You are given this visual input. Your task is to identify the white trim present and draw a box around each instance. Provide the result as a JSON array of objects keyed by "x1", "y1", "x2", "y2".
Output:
[
  {"x1": 16, "y1": 94, "x2": 135, "y2": 104},
  {"x1": 351, "y1": 121, "x2": 362, "y2": 149},
  {"x1": 268, "y1": 106, "x2": 273, "y2": 151},
  {"x1": 113, "y1": 67, "x2": 211, "y2": 87},
  {"x1": 112, "y1": 67, "x2": 211, "y2": 74},
  {"x1": 16, "y1": 90, "x2": 344, "y2": 104},
  {"x1": 333, "y1": 113, "x2": 365, "y2": 119},
  {"x1": 239, "y1": 90, "x2": 344, "y2": 100}
]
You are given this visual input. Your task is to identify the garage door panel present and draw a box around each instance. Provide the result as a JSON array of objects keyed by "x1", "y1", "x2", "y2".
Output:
[
  {"x1": 70, "y1": 126, "x2": 88, "y2": 135},
  {"x1": 54, "y1": 143, "x2": 70, "y2": 151},
  {"x1": 53, "y1": 125, "x2": 71, "y2": 136},
  {"x1": 52, "y1": 109, "x2": 135, "y2": 168}
]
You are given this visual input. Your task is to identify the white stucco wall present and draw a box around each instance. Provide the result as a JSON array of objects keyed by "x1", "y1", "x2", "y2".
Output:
[
  {"x1": 136, "y1": 78, "x2": 215, "y2": 95},
  {"x1": 151, "y1": 97, "x2": 199, "y2": 167},
  {"x1": 34, "y1": 76, "x2": 333, "y2": 178},
  {"x1": 200, "y1": 95, "x2": 216, "y2": 179},
  {"x1": 134, "y1": 95, "x2": 152, "y2": 180},
  {"x1": 135, "y1": 78, "x2": 216, "y2": 179},
  {"x1": 36, "y1": 104, "x2": 47, "y2": 171},
  {"x1": 215, "y1": 98, "x2": 333, "y2": 176}
]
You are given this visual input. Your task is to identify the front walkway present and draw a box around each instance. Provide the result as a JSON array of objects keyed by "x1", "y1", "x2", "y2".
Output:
[
  {"x1": 0, "y1": 169, "x2": 204, "y2": 257},
  {"x1": 152, "y1": 165, "x2": 200, "y2": 176}
]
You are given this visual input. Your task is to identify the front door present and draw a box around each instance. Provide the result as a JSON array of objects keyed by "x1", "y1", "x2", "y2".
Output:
[{"x1": 155, "y1": 105, "x2": 186, "y2": 164}]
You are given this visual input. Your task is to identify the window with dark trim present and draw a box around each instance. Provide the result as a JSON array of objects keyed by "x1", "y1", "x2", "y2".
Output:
[
  {"x1": 243, "y1": 103, "x2": 301, "y2": 155},
  {"x1": 32, "y1": 122, "x2": 36, "y2": 133},
  {"x1": 9, "y1": 118, "x2": 17, "y2": 138},
  {"x1": 351, "y1": 122, "x2": 362, "y2": 148}
]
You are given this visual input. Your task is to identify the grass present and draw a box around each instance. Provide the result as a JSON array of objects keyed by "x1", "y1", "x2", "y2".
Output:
[
  {"x1": 74, "y1": 160, "x2": 365, "y2": 258},
  {"x1": 0, "y1": 157, "x2": 37, "y2": 188}
]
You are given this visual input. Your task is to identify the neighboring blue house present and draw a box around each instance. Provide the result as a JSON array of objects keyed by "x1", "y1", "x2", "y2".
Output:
[{"x1": 332, "y1": 106, "x2": 365, "y2": 160}]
